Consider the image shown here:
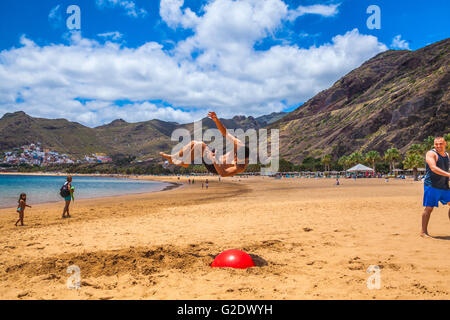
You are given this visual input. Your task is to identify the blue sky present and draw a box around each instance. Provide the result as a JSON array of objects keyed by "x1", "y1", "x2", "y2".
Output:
[{"x1": 0, "y1": 0, "x2": 448, "y2": 126}]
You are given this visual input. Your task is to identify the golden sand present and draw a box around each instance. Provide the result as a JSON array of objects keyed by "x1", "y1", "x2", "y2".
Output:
[{"x1": 0, "y1": 176, "x2": 449, "y2": 299}]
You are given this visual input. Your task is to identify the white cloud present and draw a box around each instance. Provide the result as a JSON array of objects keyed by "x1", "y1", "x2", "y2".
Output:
[
  {"x1": 97, "y1": 31, "x2": 124, "y2": 41},
  {"x1": 287, "y1": 3, "x2": 341, "y2": 21},
  {"x1": 48, "y1": 4, "x2": 62, "y2": 27},
  {"x1": 96, "y1": 0, "x2": 147, "y2": 18},
  {"x1": 0, "y1": 0, "x2": 388, "y2": 127},
  {"x1": 159, "y1": 0, "x2": 200, "y2": 29},
  {"x1": 391, "y1": 35, "x2": 410, "y2": 50}
]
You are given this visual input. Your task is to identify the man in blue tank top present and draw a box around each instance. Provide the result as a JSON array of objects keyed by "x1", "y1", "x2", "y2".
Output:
[{"x1": 421, "y1": 137, "x2": 450, "y2": 238}]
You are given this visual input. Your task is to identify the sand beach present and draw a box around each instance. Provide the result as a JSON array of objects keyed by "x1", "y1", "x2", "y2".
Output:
[{"x1": 0, "y1": 176, "x2": 448, "y2": 300}]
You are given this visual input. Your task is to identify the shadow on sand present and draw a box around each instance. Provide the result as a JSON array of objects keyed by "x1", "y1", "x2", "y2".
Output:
[
  {"x1": 432, "y1": 235, "x2": 450, "y2": 240},
  {"x1": 208, "y1": 253, "x2": 268, "y2": 267},
  {"x1": 249, "y1": 254, "x2": 268, "y2": 267}
]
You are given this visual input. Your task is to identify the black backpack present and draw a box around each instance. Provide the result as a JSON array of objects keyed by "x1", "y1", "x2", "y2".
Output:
[{"x1": 60, "y1": 183, "x2": 70, "y2": 198}]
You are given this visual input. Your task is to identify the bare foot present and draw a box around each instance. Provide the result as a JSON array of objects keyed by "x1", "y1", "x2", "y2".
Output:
[
  {"x1": 420, "y1": 232, "x2": 433, "y2": 239},
  {"x1": 160, "y1": 152, "x2": 173, "y2": 164}
]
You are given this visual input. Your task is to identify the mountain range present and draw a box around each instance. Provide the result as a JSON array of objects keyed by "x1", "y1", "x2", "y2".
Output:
[
  {"x1": 0, "y1": 110, "x2": 286, "y2": 160},
  {"x1": 0, "y1": 38, "x2": 448, "y2": 164}
]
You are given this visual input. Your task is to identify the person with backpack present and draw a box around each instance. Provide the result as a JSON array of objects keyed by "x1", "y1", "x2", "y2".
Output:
[{"x1": 60, "y1": 176, "x2": 74, "y2": 219}]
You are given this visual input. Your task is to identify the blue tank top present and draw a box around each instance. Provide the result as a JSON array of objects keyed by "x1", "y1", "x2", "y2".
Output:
[{"x1": 424, "y1": 150, "x2": 449, "y2": 190}]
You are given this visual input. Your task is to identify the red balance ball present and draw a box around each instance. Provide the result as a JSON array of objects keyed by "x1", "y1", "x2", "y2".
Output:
[{"x1": 211, "y1": 249, "x2": 255, "y2": 269}]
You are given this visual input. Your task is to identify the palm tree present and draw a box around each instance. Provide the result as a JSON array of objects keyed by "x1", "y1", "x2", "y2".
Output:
[
  {"x1": 338, "y1": 155, "x2": 349, "y2": 170},
  {"x1": 348, "y1": 152, "x2": 364, "y2": 167},
  {"x1": 408, "y1": 143, "x2": 425, "y2": 155},
  {"x1": 422, "y1": 136, "x2": 435, "y2": 151},
  {"x1": 321, "y1": 154, "x2": 332, "y2": 172},
  {"x1": 365, "y1": 151, "x2": 381, "y2": 172},
  {"x1": 384, "y1": 148, "x2": 401, "y2": 172},
  {"x1": 444, "y1": 133, "x2": 450, "y2": 152},
  {"x1": 403, "y1": 152, "x2": 424, "y2": 181}
]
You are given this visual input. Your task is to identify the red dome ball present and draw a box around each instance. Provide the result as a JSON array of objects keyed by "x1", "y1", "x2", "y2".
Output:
[{"x1": 211, "y1": 249, "x2": 255, "y2": 269}]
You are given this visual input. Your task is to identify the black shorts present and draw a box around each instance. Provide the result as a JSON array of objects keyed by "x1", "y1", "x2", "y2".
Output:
[
  {"x1": 202, "y1": 147, "x2": 218, "y2": 174},
  {"x1": 202, "y1": 159, "x2": 218, "y2": 174}
]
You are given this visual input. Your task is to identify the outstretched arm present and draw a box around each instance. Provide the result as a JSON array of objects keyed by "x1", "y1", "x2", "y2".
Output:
[
  {"x1": 207, "y1": 112, "x2": 244, "y2": 150},
  {"x1": 426, "y1": 151, "x2": 450, "y2": 177}
]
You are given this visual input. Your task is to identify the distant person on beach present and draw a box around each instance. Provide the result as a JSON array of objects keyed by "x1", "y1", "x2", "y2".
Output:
[
  {"x1": 15, "y1": 193, "x2": 31, "y2": 227},
  {"x1": 421, "y1": 137, "x2": 450, "y2": 238},
  {"x1": 160, "y1": 112, "x2": 249, "y2": 177},
  {"x1": 60, "y1": 176, "x2": 74, "y2": 219}
]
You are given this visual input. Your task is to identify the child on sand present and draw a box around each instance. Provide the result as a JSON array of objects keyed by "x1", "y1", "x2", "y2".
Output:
[{"x1": 15, "y1": 193, "x2": 31, "y2": 227}]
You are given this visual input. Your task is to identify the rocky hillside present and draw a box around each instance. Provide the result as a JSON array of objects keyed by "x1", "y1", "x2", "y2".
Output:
[
  {"x1": 273, "y1": 38, "x2": 449, "y2": 163},
  {"x1": 0, "y1": 112, "x2": 107, "y2": 156}
]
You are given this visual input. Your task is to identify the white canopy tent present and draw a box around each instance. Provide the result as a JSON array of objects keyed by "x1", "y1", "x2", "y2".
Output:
[{"x1": 346, "y1": 164, "x2": 374, "y2": 172}]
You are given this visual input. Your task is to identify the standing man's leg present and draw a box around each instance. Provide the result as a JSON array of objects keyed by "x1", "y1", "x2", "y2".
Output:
[
  {"x1": 66, "y1": 200, "x2": 71, "y2": 217},
  {"x1": 62, "y1": 203, "x2": 66, "y2": 218},
  {"x1": 421, "y1": 207, "x2": 434, "y2": 237},
  {"x1": 62, "y1": 200, "x2": 70, "y2": 218}
]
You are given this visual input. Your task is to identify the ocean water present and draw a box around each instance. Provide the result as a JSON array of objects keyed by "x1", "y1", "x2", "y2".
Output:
[{"x1": 0, "y1": 175, "x2": 171, "y2": 208}]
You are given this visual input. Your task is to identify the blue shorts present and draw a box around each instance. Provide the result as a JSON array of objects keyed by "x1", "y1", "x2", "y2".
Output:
[
  {"x1": 423, "y1": 185, "x2": 450, "y2": 207},
  {"x1": 64, "y1": 195, "x2": 72, "y2": 201}
]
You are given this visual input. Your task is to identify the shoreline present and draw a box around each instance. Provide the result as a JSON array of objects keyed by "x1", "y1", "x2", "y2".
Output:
[
  {"x1": 0, "y1": 173, "x2": 183, "y2": 210},
  {"x1": 0, "y1": 171, "x2": 171, "y2": 179}
]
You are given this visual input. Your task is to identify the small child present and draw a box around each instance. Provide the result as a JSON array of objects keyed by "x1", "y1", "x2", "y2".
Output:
[{"x1": 15, "y1": 193, "x2": 31, "y2": 227}]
